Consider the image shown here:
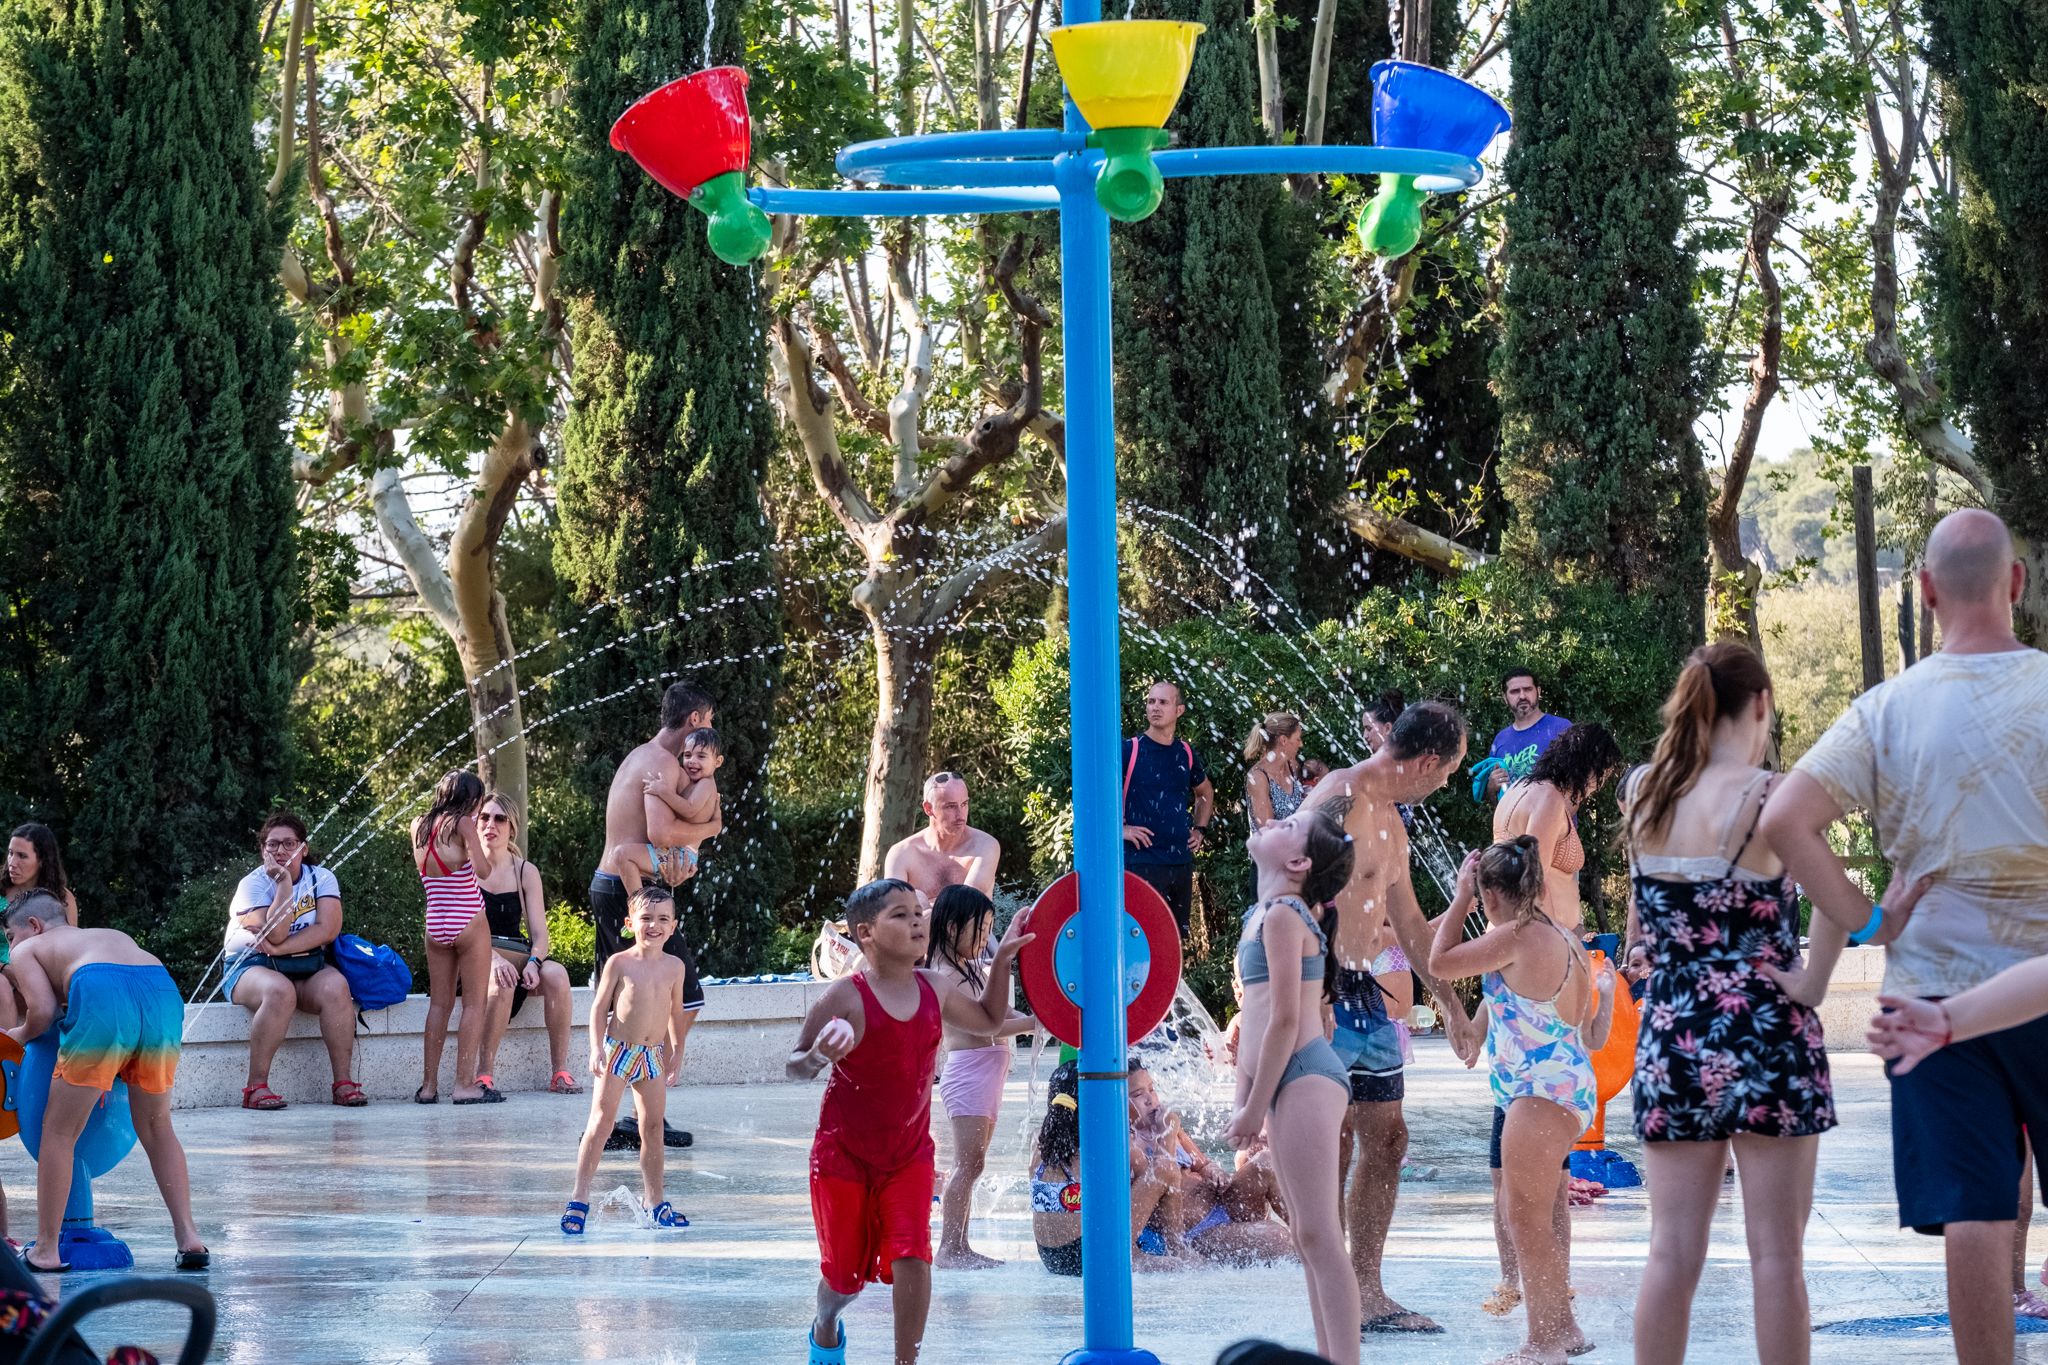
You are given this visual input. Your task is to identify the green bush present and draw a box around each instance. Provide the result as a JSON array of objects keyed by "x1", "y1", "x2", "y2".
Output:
[{"x1": 544, "y1": 900, "x2": 596, "y2": 987}]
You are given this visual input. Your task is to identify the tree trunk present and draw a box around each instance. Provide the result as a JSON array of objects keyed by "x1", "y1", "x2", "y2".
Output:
[
  {"x1": 448, "y1": 416, "x2": 536, "y2": 819},
  {"x1": 857, "y1": 598, "x2": 940, "y2": 882},
  {"x1": 2018, "y1": 536, "x2": 2048, "y2": 649},
  {"x1": 1706, "y1": 187, "x2": 1785, "y2": 657}
]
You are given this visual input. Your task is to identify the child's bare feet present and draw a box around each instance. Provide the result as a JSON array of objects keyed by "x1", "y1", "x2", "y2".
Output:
[{"x1": 934, "y1": 1245, "x2": 1002, "y2": 1269}]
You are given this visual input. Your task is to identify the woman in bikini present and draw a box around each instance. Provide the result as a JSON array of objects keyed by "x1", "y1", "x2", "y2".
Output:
[
  {"x1": 926, "y1": 884, "x2": 1033, "y2": 1269},
  {"x1": 1243, "y1": 712, "x2": 1307, "y2": 830},
  {"x1": 1225, "y1": 799, "x2": 1361, "y2": 1365},
  {"x1": 412, "y1": 770, "x2": 508, "y2": 1104},
  {"x1": 474, "y1": 792, "x2": 579, "y2": 1095},
  {"x1": 1432, "y1": 839, "x2": 1614, "y2": 1365}
]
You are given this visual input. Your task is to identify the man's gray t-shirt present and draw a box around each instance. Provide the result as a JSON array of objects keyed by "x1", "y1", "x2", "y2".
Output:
[{"x1": 1795, "y1": 648, "x2": 2048, "y2": 998}]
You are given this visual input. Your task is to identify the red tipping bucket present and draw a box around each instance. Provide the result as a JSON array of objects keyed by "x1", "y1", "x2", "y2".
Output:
[{"x1": 608, "y1": 67, "x2": 753, "y2": 200}]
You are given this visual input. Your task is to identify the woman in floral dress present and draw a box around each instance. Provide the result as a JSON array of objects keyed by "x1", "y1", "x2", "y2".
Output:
[{"x1": 1623, "y1": 643, "x2": 1858, "y2": 1365}]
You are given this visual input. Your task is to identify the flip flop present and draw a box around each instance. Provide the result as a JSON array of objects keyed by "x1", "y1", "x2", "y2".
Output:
[
  {"x1": 176, "y1": 1248, "x2": 210, "y2": 1272},
  {"x1": 22, "y1": 1251, "x2": 71, "y2": 1275},
  {"x1": 808, "y1": 1322, "x2": 846, "y2": 1365},
  {"x1": 413, "y1": 1086, "x2": 438, "y2": 1105},
  {"x1": 649, "y1": 1200, "x2": 689, "y2": 1229},
  {"x1": 561, "y1": 1201, "x2": 589, "y2": 1235},
  {"x1": 452, "y1": 1087, "x2": 507, "y2": 1106},
  {"x1": 1363, "y1": 1311, "x2": 1446, "y2": 1335},
  {"x1": 550, "y1": 1071, "x2": 582, "y2": 1095}
]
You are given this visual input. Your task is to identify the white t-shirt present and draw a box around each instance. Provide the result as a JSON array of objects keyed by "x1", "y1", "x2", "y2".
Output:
[
  {"x1": 226, "y1": 864, "x2": 340, "y2": 957},
  {"x1": 1795, "y1": 648, "x2": 2048, "y2": 998}
]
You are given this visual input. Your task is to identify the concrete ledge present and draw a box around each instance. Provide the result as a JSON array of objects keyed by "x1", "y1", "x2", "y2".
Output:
[
  {"x1": 174, "y1": 980, "x2": 815, "y2": 1110},
  {"x1": 1815, "y1": 944, "x2": 1885, "y2": 1053}
]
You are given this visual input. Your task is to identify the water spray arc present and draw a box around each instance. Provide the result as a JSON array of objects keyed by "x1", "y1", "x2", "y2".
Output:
[{"x1": 610, "y1": 22, "x2": 1508, "y2": 1360}]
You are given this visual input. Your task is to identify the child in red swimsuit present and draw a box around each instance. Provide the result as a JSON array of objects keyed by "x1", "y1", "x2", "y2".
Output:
[{"x1": 787, "y1": 877, "x2": 1032, "y2": 1365}]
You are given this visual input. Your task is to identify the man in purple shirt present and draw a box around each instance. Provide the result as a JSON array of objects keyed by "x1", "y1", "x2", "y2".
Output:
[{"x1": 1482, "y1": 667, "x2": 1572, "y2": 799}]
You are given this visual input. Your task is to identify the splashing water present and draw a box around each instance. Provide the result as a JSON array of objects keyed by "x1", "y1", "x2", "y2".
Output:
[{"x1": 703, "y1": 0, "x2": 718, "y2": 69}]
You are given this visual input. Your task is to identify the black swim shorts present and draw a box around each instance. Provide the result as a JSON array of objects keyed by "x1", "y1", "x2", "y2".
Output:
[
  {"x1": 589, "y1": 872, "x2": 704, "y2": 1011},
  {"x1": 1888, "y1": 1006, "x2": 2048, "y2": 1234}
]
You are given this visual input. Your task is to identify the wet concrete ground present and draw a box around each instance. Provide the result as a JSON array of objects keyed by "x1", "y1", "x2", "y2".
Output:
[{"x1": 7, "y1": 1043, "x2": 2040, "y2": 1364}]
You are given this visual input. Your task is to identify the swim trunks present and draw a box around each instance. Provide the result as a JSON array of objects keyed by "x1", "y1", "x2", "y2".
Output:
[
  {"x1": 603, "y1": 1034, "x2": 663, "y2": 1085},
  {"x1": 55, "y1": 963, "x2": 183, "y2": 1095},
  {"x1": 1330, "y1": 966, "x2": 1405, "y2": 1104}
]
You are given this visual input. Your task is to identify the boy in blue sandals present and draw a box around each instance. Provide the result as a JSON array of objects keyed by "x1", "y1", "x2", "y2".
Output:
[{"x1": 561, "y1": 886, "x2": 692, "y2": 1235}]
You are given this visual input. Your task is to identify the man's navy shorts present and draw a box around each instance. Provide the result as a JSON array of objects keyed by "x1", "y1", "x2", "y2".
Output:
[{"x1": 1889, "y1": 1006, "x2": 2048, "y2": 1235}]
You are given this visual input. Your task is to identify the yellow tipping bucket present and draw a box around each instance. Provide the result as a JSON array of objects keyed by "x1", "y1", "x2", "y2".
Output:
[{"x1": 1046, "y1": 20, "x2": 1205, "y2": 131}]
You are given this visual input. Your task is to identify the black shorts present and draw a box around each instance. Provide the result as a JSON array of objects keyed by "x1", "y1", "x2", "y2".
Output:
[
  {"x1": 1038, "y1": 1239, "x2": 1082, "y2": 1277},
  {"x1": 1330, "y1": 967, "x2": 1405, "y2": 1105},
  {"x1": 589, "y1": 872, "x2": 704, "y2": 1011},
  {"x1": 1129, "y1": 862, "x2": 1194, "y2": 936},
  {"x1": 1889, "y1": 1006, "x2": 2048, "y2": 1234},
  {"x1": 1489, "y1": 1105, "x2": 1570, "y2": 1172}
]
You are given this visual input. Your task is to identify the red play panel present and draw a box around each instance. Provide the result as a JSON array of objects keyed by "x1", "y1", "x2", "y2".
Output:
[{"x1": 1018, "y1": 871, "x2": 1182, "y2": 1048}]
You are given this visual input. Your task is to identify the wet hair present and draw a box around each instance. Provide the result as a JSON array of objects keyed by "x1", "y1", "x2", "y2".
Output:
[
  {"x1": 415, "y1": 770, "x2": 486, "y2": 847},
  {"x1": 1502, "y1": 667, "x2": 1538, "y2": 691},
  {"x1": 925, "y1": 884, "x2": 995, "y2": 990},
  {"x1": 1385, "y1": 700, "x2": 1468, "y2": 763},
  {"x1": 682, "y1": 726, "x2": 723, "y2": 756},
  {"x1": 6, "y1": 822, "x2": 69, "y2": 902},
  {"x1": 1036, "y1": 1060, "x2": 1081, "y2": 1168},
  {"x1": 661, "y1": 682, "x2": 715, "y2": 731},
  {"x1": 1631, "y1": 642, "x2": 1773, "y2": 844},
  {"x1": 1241, "y1": 711, "x2": 1302, "y2": 764},
  {"x1": 1217, "y1": 1342, "x2": 1338, "y2": 1365},
  {"x1": 1479, "y1": 835, "x2": 1548, "y2": 926},
  {"x1": 1366, "y1": 689, "x2": 1406, "y2": 726},
  {"x1": 1527, "y1": 721, "x2": 1624, "y2": 804},
  {"x1": 4, "y1": 889, "x2": 65, "y2": 930},
  {"x1": 845, "y1": 877, "x2": 914, "y2": 936},
  {"x1": 628, "y1": 884, "x2": 675, "y2": 917}
]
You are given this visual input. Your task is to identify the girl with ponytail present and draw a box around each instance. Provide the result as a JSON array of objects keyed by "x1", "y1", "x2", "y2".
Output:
[
  {"x1": 1432, "y1": 839, "x2": 1613, "y2": 1363},
  {"x1": 1242, "y1": 712, "x2": 1307, "y2": 828},
  {"x1": 1623, "y1": 642, "x2": 1905, "y2": 1365}
]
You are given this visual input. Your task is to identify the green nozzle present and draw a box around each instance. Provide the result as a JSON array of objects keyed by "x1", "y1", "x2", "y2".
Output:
[
  {"x1": 689, "y1": 171, "x2": 773, "y2": 266},
  {"x1": 1087, "y1": 128, "x2": 1172, "y2": 224},
  {"x1": 1357, "y1": 173, "x2": 1425, "y2": 259}
]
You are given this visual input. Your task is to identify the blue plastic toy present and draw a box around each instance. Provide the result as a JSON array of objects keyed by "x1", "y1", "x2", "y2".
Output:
[
  {"x1": 613, "y1": 25, "x2": 1509, "y2": 1362},
  {"x1": 3, "y1": 1027, "x2": 141, "y2": 1270}
]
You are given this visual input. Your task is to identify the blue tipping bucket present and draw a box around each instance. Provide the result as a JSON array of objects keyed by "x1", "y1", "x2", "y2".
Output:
[{"x1": 1369, "y1": 61, "x2": 1510, "y2": 159}]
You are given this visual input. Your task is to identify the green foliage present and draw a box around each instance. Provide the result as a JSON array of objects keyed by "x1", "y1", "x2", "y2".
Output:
[
  {"x1": 544, "y1": 898, "x2": 596, "y2": 987},
  {"x1": 0, "y1": 0, "x2": 300, "y2": 929},
  {"x1": 1927, "y1": 0, "x2": 2048, "y2": 548},
  {"x1": 1114, "y1": 0, "x2": 1295, "y2": 614},
  {"x1": 552, "y1": 0, "x2": 787, "y2": 975},
  {"x1": 1496, "y1": 0, "x2": 1709, "y2": 661}
]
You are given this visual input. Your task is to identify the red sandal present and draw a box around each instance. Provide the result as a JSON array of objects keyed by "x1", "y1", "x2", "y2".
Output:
[
  {"x1": 550, "y1": 1070, "x2": 583, "y2": 1095},
  {"x1": 241, "y1": 1084, "x2": 286, "y2": 1111},
  {"x1": 331, "y1": 1080, "x2": 368, "y2": 1107}
]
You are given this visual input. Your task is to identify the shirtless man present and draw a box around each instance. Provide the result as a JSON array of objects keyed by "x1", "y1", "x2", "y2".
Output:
[
  {"x1": 591, "y1": 681, "x2": 721, "y2": 1149},
  {"x1": 1299, "y1": 698, "x2": 1484, "y2": 1337},
  {"x1": 882, "y1": 772, "x2": 999, "y2": 906}
]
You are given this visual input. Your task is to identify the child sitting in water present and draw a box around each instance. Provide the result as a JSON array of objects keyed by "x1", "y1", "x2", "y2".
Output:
[
  {"x1": 788, "y1": 877, "x2": 1030, "y2": 1365},
  {"x1": 1, "y1": 892, "x2": 208, "y2": 1272},
  {"x1": 626, "y1": 726, "x2": 725, "y2": 888},
  {"x1": 561, "y1": 886, "x2": 691, "y2": 1235}
]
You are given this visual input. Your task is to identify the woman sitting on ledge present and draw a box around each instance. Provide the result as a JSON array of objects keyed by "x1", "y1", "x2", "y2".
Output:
[
  {"x1": 473, "y1": 791, "x2": 578, "y2": 1094},
  {"x1": 225, "y1": 812, "x2": 364, "y2": 1109}
]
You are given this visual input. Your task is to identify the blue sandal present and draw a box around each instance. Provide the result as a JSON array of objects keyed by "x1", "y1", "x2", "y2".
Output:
[
  {"x1": 808, "y1": 1322, "x2": 846, "y2": 1365},
  {"x1": 560, "y1": 1200, "x2": 589, "y2": 1235},
  {"x1": 649, "y1": 1200, "x2": 688, "y2": 1229}
]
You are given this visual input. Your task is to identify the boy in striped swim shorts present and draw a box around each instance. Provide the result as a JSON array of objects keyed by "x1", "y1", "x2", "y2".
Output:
[
  {"x1": 1, "y1": 891, "x2": 208, "y2": 1272},
  {"x1": 561, "y1": 887, "x2": 692, "y2": 1235}
]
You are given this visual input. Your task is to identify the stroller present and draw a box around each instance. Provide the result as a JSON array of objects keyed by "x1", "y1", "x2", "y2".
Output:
[{"x1": 0, "y1": 1252, "x2": 212, "y2": 1365}]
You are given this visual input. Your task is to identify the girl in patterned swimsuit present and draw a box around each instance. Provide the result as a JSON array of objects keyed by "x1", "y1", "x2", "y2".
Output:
[
  {"x1": 1432, "y1": 838, "x2": 1613, "y2": 1365},
  {"x1": 1623, "y1": 643, "x2": 1859, "y2": 1365}
]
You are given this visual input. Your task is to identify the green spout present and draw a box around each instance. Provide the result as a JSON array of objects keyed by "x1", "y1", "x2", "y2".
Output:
[
  {"x1": 1087, "y1": 128, "x2": 1172, "y2": 223},
  {"x1": 689, "y1": 171, "x2": 773, "y2": 266},
  {"x1": 1357, "y1": 173, "x2": 1425, "y2": 259}
]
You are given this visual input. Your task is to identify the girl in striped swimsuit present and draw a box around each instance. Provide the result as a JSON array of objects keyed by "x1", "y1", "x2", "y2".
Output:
[{"x1": 412, "y1": 771, "x2": 509, "y2": 1104}]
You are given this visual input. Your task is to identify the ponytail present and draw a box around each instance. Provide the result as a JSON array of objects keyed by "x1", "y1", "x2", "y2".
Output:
[
  {"x1": 1479, "y1": 835, "x2": 1548, "y2": 925},
  {"x1": 1631, "y1": 643, "x2": 1773, "y2": 844},
  {"x1": 1242, "y1": 711, "x2": 1302, "y2": 764}
]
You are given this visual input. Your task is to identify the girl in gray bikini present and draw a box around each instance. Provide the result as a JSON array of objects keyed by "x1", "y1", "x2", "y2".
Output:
[{"x1": 1225, "y1": 798, "x2": 1360, "y2": 1365}]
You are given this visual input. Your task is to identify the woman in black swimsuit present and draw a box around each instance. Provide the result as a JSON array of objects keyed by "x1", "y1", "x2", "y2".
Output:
[{"x1": 474, "y1": 792, "x2": 579, "y2": 1093}]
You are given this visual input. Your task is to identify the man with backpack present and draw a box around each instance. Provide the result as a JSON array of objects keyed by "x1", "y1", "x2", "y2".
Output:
[{"x1": 1122, "y1": 680, "x2": 1214, "y2": 937}]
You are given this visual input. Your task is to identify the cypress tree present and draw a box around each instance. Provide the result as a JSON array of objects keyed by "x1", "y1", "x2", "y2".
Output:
[
  {"x1": 1115, "y1": 0, "x2": 1294, "y2": 617},
  {"x1": 1494, "y1": 0, "x2": 1708, "y2": 649},
  {"x1": 0, "y1": 0, "x2": 298, "y2": 920},
  {"x1": 555, "y1": 0, "x2": 785, "y2": 972},
  {"x1": 1927, "y1": 0, "x2": 2048, "y2": 637}
]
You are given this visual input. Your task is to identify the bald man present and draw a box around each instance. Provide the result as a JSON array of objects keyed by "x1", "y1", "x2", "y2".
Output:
[
  {"x1": 882, "y1": 772, "x2": 999, "y2": 906},
  {"x1": 1763, "y1": 508, "x2": 2048, "y2": 1365}
]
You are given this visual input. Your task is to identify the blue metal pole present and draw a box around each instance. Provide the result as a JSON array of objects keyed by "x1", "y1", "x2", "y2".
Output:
[{"x1": 1055, "y1": 20, "x2": 1157, "y2": 1365}]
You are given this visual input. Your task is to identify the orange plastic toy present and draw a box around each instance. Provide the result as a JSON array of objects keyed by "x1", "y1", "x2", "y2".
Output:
[{"x1": 1576, "y1": 949, "x2": 1640, "y2": 1151}]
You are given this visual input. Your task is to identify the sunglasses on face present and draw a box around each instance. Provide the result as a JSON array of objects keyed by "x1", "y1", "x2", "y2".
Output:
[{"x1": 478, "y1": 812, "x2": 510, "y2": 825}]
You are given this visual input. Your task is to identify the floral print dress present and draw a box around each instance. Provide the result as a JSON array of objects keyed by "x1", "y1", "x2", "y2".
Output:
[{"x1": 1631, "y1": 772, "x2": 1836, "y2": 1143}]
